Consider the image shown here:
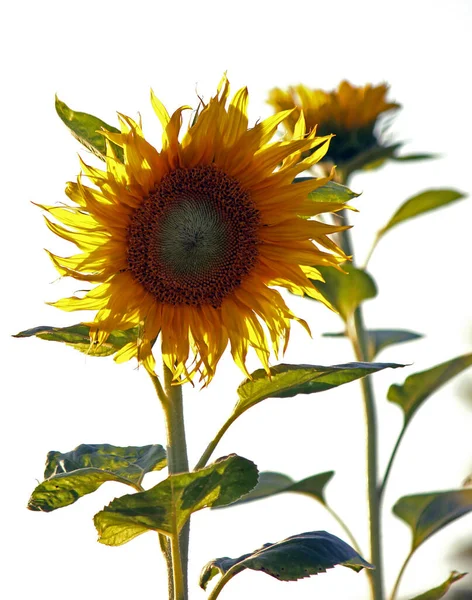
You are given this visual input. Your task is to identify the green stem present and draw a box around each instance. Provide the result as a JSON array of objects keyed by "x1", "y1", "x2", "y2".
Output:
[
  {"x1": 390, "y1": 549, "x2": 414, "y2": 600},
  {"x1": 151, "y1": 367, "x2": 190, "y2": 600},
  {"x1": 194, "y1": 412, "x2": 239, "y2": 470},
  {"x1": 162, "y1": 365, "x2": 189, "y2": 600},
  {"x1": 338, "y1": 194, "x2": 384, "y2": 600}
]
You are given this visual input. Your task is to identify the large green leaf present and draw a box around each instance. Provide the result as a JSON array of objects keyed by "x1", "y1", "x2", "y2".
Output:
[
  {"x1": 94, "y1": 454, "x2": 258, "y2": 545},
  {"x1": 55, "y1": 96, "x2": 124, "y2": 162},
  {"x1": 316, "y1": 264, "x2": 377, "y2": 322},
  {"x1": 28, "y1": 444, "x2": 166, "y2": 512},
  {"x1": 200, "y1": 530, "x2": 373, "y2": 592},
  {"x1": 295, "y1": 179, "x2": 360, "y2": 204},
  {"x1": 227, "y1": 471, "x2": 334, "y2": 508},
  {"x1": 388, "y1": 354, "x2": 472, "y2": 425},
  {"x1": 14, "y1": 324, "x2": 138, "y2": 358},
  {"x1": 393, "y1": 489, "x2": 472, "y2": 550},
  {"x1": 408, "y1": 572, "x2": 466, "y2": 600},
  {"x1": 378, "y1": 189, "x2": 465, "y2": 240},
  {"x1": 236, "y1": 361, "x2": 402, "y2": 416},
  {"x1": 324, "y1": 329, "x2": 423, "y2": 360}
]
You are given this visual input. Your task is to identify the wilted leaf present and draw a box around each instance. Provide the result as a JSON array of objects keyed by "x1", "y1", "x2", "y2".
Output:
[
  {"x1": 14, "y1": 324, "x2": 138, "y2": 358},
  {"x1": 200, "y1": 530, "x2": 373, "y2": 591},
  {"x1": 408, "y1": 571, "x2": 467, "y2": 600},
  {"x1": 316, "y1": 264, "x2": 377, "y2": 322},
  {"x1": 28, "y1": 444, "x2": 166, "y2": 512},
  {"x1": 393, "y1": 489, "x2": 472, "y2": 550},
  {"x1": 55, "y1": 96, "x2": 124, "y2": 161},
  {"x1": 388, "y1": 354, "x2": 472, "y2": 425},
  {"x1": 236, "y1": 361, "x2": 402, "y2": 416},
  {"x1": 94, "y1": 454, "x2": 258, "y2": 545},
  {"x1": 324, "y1": 329, "x2": 423, "y2": 360},
  {"x1": 227, "y1": 471, "x2": 334, "y2": 507}
]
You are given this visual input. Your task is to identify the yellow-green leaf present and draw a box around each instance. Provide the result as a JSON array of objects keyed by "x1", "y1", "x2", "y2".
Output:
[
  {"x1": 55, "y1": 96, "x2": 124, "y2": 162},
  {"x1": 313, "y1": 264, "x2": 377, "y2": 322},
  {"x1": 28, "y1": 444, "x2": 166, "y2": 512},
  {"x1": 94, "y1": 454, "x2": 258, "y2": 545},
  {"x1": 14, "y1": 324, "x2": 138, "y2": 358},
  {"x1": 236, "y1": 362, "x2": 402, "y2": 417},
  {"x1": 379, "y1": 188, "x2": 465, "y2": 241}
]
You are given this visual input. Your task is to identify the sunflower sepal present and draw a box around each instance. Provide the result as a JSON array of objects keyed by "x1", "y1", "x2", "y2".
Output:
[
  {"x1": 27, "y1": 443, "x2": 167, "y2": 512},
  {"x1": 55, "y1": 96, "x2": 124, "y2": 163},
  {"x1": 14, "y1": 323, "x2": 139, "y2": 358}
]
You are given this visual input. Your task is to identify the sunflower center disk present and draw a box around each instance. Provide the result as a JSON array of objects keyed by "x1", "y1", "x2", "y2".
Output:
[{"x1": 127, "y1": 165, "x2": 260, "y2": 307}]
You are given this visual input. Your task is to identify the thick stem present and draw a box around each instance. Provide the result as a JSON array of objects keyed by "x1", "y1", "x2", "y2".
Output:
[
  {"x1": 162, "y1": 364, "x2": 189, "y2": 600},
  {"x1": 338, "y1": 195, "x2": 384, "y2": 600}
]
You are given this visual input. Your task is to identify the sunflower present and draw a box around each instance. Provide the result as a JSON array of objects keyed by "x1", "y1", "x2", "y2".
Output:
[
  {"x1": 41, "y1": 77, "x2": 349, "y2": 385},
  {"x1": 268, "y1": 81, "x2": 400, "y2": 172}
]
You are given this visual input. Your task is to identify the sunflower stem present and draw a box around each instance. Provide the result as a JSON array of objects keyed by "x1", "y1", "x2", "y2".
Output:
[
  {"x1": 338, "y1": 176, "x2": 384, "y2": 600},
  {"x1": 151, "y1": 367, "x2": 190, "y2": 600}
]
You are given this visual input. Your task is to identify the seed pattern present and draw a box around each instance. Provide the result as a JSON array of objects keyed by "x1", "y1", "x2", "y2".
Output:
[{"x1": 127, "y1": 165, "x2": 260, "y2": 307}]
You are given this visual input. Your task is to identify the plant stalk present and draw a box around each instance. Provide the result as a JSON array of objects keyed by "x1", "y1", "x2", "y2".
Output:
[
  {"x1": 151, "y1": 367, "x2": 190, "y2": 600},
  {"x1": 337, "y1": 185, "x2": 384, "y2": 600}
]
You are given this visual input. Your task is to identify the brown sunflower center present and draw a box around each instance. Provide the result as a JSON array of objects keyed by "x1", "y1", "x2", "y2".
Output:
[{"x1": 127, "y1": 165, "x2": 260, "y2": 307}]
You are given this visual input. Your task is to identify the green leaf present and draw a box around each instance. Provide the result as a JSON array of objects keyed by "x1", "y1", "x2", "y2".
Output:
[
  {"x1": 28, "y1": 444, "x2": 166, "y2": 512},
  {"x1": 14, "y1": 324, "x2": 138, "y2": 358},
  {"x1": 94, "y1": 454, "x2": 258, "y2": 545},
  {"x1": 316, "y1": 264, "x2": 377, "y2": 322},
  {"x1": 55, "y1": 96, "x2": 124, "y2": 162},
  {"x1": 294, "y1": 179, "x2": 360, "y2": 203},
  {"x1": 392, "y1": 153, "x2": 438, "y2": 163},
  {"x1": 235, "y1": 361, "x2": 402, "y2": 418},
  {"x1": 323, "y1": 329, "x2": 423, "y2": 360},
  {"x1": 199, "y1": 530, "x2": 373, "y2": 592},
  {"x1": 388, "y1": 354, "x2": 472, "y2": 425},
  {"x1": 393, "y1": 489, "x2": 472, "y2": 550},
  {"x1": 226, "y1": 471, "x2": 334, "y2": 508},
  {"x1": 408, "y1": 571, "x2": 467, "y2": 600},
  {"x1": 379, "y1": 189, "x2": 466, "y2": 237}
]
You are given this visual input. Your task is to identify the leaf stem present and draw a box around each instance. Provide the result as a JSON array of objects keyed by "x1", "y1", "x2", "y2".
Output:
[
  {"x1": 390, "y1": 549, "x2": 414, "y2": 600},
  {"x1": 324, "y1": 504, "x2": 363, "y2": 556},
  {"x1": 194, "y1": 411, "x2": 239, "y2": 470},
  {"x1": 379, "y1": 423, "x2": 407, "y2": 501}
]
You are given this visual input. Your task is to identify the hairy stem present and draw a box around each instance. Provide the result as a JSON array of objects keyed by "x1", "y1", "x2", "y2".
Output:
[
  {"x1": 338, "y1": 197, "x2": 384, "y2": 600},
  {"x1": 151, "y1": 367, "x2": 190, "y2": 600}
]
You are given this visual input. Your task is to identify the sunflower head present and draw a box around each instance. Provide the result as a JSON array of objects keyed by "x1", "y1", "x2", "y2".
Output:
[
  {"x1": 43, "y1": 77, "x2": 351, "y2": 386},
  {"x1": 268, "y1": 81, "x2": 400, "y2": 178}
]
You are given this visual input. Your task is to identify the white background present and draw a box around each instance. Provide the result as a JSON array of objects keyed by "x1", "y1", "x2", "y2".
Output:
[{"x1": 2, "y1": 1, "x2": 472, "y2": 598}]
